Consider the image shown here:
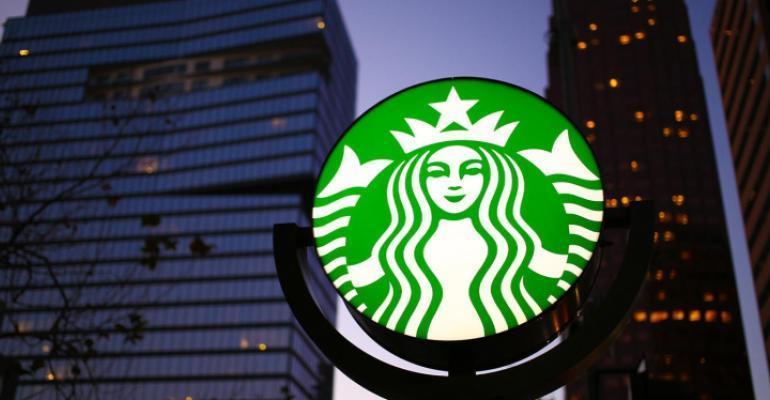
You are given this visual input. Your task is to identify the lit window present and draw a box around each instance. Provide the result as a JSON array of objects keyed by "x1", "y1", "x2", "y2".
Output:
[
  {"x1": 677, "y1": 35, "x2": 688, "y2": 43},
  {"x1": 658, "y1": 211, "x2": 672, "y2": 223},
  {"x1": 586, "y1": 120, "x2": 596, "y2": 129},
  {"x1": 46, "y1": 372, "x2": 55, "y2": 381},
  {"x1": 721, "y1": 311, "x2": 732, "y2": 323},
  {"x1": 586, "y1": 133, "x2": 597, "y2": 143},
  {"x1": 656, "y1": 290, "x2": 666, "y2": 301},
  {"x1": 577, "y1": 41, "x2": 588, "y2": 50},
  {"x1": 647, "y1": 3, "x2": 656, "y2": 11},
  {"x1": 650, "y1": 311, "x2": 669, "y2": 323},
  {"x1": 316, "y1": 19, "x2": 326, "y2": 30},
  {"x1": 631, "y1": 5, "x2": 640, "y2": 13},
  {"x1": 653, "y1": 231, "x2": 659, "y2": 243},
  {"x1": 271, "y1": 117, "x2": 287, "y2": 128},
  {"x1": 703, "y1": 292, "x2": 714, "y2": 302},
  {"x1": 633, "y1": 311, "x2": 648, "y2": 322},
  {"x1": 663, "y1": 230, "x2": 675, "y2": 242},
  {"x1": 672, "y1": 309, "x2": 685, "y2": 320},
  {"x1": 662, "y1": 127, "x2": 672, "y2": 137},
  {"x1": 136, "y1": 156, "x2": 159, "y2": 174},
  {"x1": 724, "y1": 30, "x2": 733, "y2": 36},
  {"x1": 590, "y1": 38, "x2": 600, "y2": 46},
  {"x1": 680, "y1": 250, "x2": 692, "y2": 260},
  {"x1": 258, "y1": 343, "x2": 268, "y2": 351},
  {"x1": 619, "y1": 34, "x2": 632, "y2": 45},
  {"x1": 668, "y1": 269, "x2": 677, "y2": 279},
  {"x1": 675, "y1": 214, "x2": 689, "y2": 225},
  {"x1": 689, "y1": 310, "x2": 701, "y2": 321},
  {"x1": 42, "y1": 344, "x2": 50, "y2": 353},
  {"x1": 634, "y1": 195, "x2": 642, "y2": 201},
  {"x1": 630, "y1": 160, "x2": 639, "y2": 171},
  {"x1": 704, "y1": 310, "x2": 717, "y2": 322},
  {"x1": 654, "y1": 269, "x2": 664, "y2": 281},
  {"x1": 674, "y1": 109, "x2": 684, "y2": 121},
  {"x1": 609, "y1": 78, "x2": 620, "y2": 88},
  {"x1": 621, "y1": 196, "x2": 630, "y2": 206},
  {"x1": 634, "y1": 111, "x2": 645, "y2": 122},
  {"x1": 239, "y1": 337, "x2": 249, "y2": 349},
  {"x1": 19, "y1": 49, "x2": 30, "y2": 56},
  {"x1": 648, "y1": 18, "x2": 656, "y2": 26},
  {"x1": 677, "y1": 128, "x2": 689, "y2": 138},
  {"x1": 589, "y1": 23, "x2": 598, "y2": 31},
  {"x1": 185, "y1": 396, "x2": 193, "y2": 400},
  {"x1": 699, "y1": 357, "x2": 707, "y2": 364},
  {"x1": 689, "y1": 113, "x2": 698, "y2": 121},
  {"x1": 606, "y1": 198, "x2": 618, "y2": 208},
  {"x1": 635, "y1": 31, "x2": 646, "y2": 40},
  {"x1": 671, "y1": 194, "x2": 685, "y2": 206},
  {"x1": 16, "y1": 321, "x2": 32, "y2": 333}
]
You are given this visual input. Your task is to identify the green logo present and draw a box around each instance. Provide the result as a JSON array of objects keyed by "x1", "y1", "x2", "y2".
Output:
[{"x1": 313, "y1": 79, "x2": 603, "y2": 341}]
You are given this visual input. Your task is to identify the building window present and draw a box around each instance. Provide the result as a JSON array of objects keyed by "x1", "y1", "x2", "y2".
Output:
[
  {"x1": 609, "y1": 78, "x2": 620, "y2": 88},
  {"x1": 143, "y1": 63, "x2": 186, "y2": 79},
  {"x1": 588, "y1": 23, "x2": 598, "y2": 31},
  {"x1": 316, "y1": 18, "x2": 326, "y2": 30},
  {"x1": 662, "y1": 127, "x2": 673, "y2": 137},
  {"x1": 18, "y1": 49, "x2": 30, "y2": 56},
  {"x1": 619, "y1": 34, "x2": 632, "y2": 45},
  {"x1": 634, "y1": 111, "x2": 645, "y2": 122},
  {"x1": 192, "y1": 79, "x2": 208, "y2": 91},
  {"x1": 675, "y1": 214, "x2": 689, "y2": 225},
  {"x1": 585, "y1": 120, "x2": 596, "y2": 129},
  {"x1": 631, "y1": 5, "x2": 640, "y2": 13},
  {"x1": 577, "y1": 41, "x2": 588, "y2": 50},
  {"x1": 223, "y1": 76, "x2": 248, "y2": 86},
  {"x1": 677, "y1": 128, "x2": 689, "y2": 138},
  {"x1": 630, "y1": 160, "x2": 639, "y2": 171},
  {"x1": 195, "y1": 61, "x2": 210, "y2": 72},
  {"x1": 689, "y1": 113, "x2": 699, "y2": 121},
  {"x1": 677, "y1": 35, "x2": 688, "y2": 43},
  {"x1": 225, "y1": 58, "x2": 250, "y2": 69},
  {"x1": 671, "y1": 194, "x2": 685, "y2": 206},
  {"x1": 648, "y1": 18, "x2": 656, "y2": 26},
  {"x1": 674, "y1": 109, "x2": 685, "y2": 121},
  {"x1": 658, "y1": 211, "x2": 672, "y2": 223},
  {"x1": 635, "y1": 31, "x2": 646, "y2": 40}
]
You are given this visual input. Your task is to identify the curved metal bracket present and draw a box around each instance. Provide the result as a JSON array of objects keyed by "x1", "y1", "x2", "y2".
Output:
[{"x1": 273, "y1": 202, "x2": 653, "y2": 400}]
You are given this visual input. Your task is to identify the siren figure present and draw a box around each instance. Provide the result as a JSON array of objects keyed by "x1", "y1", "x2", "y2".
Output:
[{"x1": 313, "y1": 85, "x2": 602, "y2": 341}]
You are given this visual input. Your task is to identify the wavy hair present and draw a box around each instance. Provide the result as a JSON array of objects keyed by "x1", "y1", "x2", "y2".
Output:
[{"x1": 371, "y1": 144, "x2": 542, "y2": 338}]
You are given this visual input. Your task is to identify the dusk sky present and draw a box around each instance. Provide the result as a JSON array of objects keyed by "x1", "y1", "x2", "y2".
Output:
[{"x1": 0, "y1": 1, "x2": 766, "y2": 399}]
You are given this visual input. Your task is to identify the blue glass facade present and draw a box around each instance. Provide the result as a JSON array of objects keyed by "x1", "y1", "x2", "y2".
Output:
[{"x1": 0, "y1": 0, "x2": 355, "y2": 399}]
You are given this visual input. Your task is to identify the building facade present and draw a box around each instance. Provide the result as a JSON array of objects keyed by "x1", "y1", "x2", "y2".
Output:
[
  {"x1": 0, "y1": 0, "x2": 355, "y2": 399},
  {"x1": 710, "y1": 0, "x2": 770, "y2": 361},
  {"x1": 547, "y1": 0, "x2": 753, "y2": 398}
]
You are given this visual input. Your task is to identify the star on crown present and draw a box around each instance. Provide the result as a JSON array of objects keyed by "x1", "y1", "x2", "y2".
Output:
[{"x1": 390, "y1": 87, "x2": 519, "y2": 153}]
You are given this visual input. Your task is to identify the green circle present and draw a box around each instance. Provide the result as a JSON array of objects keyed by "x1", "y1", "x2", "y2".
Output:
[{"x1": 312, "y1": 78, "x2": 603, "y2": 341}]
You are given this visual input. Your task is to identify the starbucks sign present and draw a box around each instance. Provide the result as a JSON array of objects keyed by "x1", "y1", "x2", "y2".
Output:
[{"x1": 312, "y1": 78, "x2": 603, "y2": 344}]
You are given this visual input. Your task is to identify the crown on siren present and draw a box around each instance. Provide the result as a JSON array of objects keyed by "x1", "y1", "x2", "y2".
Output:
[{"x1": 390, "y1": 86, "x2": 519, "y2": 153}]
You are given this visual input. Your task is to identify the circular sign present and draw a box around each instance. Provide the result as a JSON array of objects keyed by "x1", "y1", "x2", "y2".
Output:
[{"x1": 312, "y1": 78, "x2": 603, "y2": 345}]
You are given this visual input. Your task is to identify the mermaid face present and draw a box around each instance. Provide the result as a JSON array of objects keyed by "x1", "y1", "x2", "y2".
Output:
[{"x1": 424, "y1": 145, "x2": 484, "y2": 215}]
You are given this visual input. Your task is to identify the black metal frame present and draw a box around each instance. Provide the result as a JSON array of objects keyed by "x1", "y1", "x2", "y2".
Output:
[{"x1": 273, "y1": 202, "x2": 653, "y2": 400}]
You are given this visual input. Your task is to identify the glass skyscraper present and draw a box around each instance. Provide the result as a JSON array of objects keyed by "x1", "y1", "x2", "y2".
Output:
[{"x1": 0, "y1": 0, "x2": 355, "y2": 399}]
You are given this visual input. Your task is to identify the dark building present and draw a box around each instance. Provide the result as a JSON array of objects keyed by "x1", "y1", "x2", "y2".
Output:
[
  {"x1": 547, "y1": 0, "x2": 753, "y2": 398},
  {"x1": 710, "y1": 0, "x2": 770, "y2": 360},
  {"x1": 0, "y1": 0, "x2": 355, "y2": 399}
]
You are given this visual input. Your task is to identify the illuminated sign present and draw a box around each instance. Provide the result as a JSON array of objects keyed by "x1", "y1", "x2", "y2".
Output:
[{"x1": 312, "y1": 78, "x2": 603, "y2": 341}]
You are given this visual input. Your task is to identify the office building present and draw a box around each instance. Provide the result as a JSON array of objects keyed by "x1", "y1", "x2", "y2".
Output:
[
  {"x1": 711, "y1": 0, "x2": 770, "y2": 361},
  {"x1": 0, "y1": 0, "x2": 355, "y2": 398},
  {"x1": 547, "y1": 0, "x2": 753, "y2": 398}
]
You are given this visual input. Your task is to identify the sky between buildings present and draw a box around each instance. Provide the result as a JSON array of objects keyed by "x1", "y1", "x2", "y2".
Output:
[{"x1": 0, "y1": 0, "x2": 766, "y2": 399}]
